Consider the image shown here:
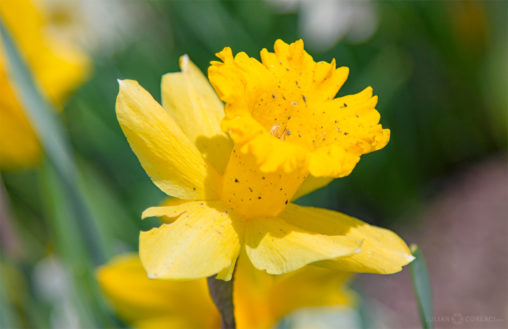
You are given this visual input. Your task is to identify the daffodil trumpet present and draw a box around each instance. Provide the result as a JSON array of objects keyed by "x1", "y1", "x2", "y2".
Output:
[{"x1": 115, "y1": 39, "x2": 413, "y2": 281}]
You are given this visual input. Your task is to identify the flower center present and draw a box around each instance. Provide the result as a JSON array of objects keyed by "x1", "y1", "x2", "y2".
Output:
[{"x1": 220, "y1": 145, "x2": 306, "y2": 218}]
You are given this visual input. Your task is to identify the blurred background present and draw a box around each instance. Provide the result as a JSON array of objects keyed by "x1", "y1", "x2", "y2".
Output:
[{"x1": 0, "y1": 0, "x2": 506, "y2": 328}]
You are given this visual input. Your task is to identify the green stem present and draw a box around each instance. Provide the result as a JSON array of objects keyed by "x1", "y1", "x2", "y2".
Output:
[
  {"x1": 0, "y1": 176, "x2": 21, "y2": 259},
  {"x1": 207, "y1": 275, "x2": 236, "y2": 329}
]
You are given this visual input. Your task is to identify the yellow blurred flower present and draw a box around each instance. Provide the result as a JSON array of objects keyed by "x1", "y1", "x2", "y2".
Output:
[
  {"x1": 0, "y1": 0, "x2": 89, "y2": 169},
  {"x1": 116, "y1": 43, "x2": 413, "y2": 281},
  {"x1": 97, "y1": 253, "x2": 355, "y2": 329}
]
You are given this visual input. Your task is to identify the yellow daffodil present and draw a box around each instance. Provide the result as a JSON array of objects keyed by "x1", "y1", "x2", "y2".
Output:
[
  {"x1": 115, "y1": 42, "x2": 413, "y2": 281},
  {"x1": 0, "y1": 0, "x2": 89, "y2": 169},
  {"x1": 97, "y1": 253, "x2": 355, "y2": 329}
]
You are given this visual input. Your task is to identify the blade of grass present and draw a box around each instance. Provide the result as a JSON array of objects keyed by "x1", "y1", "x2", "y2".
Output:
[
  {"x1": 39, "y1": 161, "x2": 112, "y2": 328},
  {"x1": 0, "y1": 258, "x2": 19, "y2": 329},
  {"x1": 77, "y1": 158, "x2": 139, "y2": 257},
  {"x1": 410, "y1": 245, "x2": 433, "y2": 329},
  {"x1": 0, "y1": 14, "x2": 104, "y2": 264}
]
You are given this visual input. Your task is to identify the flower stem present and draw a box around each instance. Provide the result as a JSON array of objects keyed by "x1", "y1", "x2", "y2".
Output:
[
  {"x1": 0, "y1": 176, "x2": 21, "y2": 259},
  {"x1": 207, "y1": 275, "x2": 236, "y2": 329}
]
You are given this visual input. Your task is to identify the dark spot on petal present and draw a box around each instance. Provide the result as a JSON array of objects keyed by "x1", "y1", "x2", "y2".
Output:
[{"x1": 234, "y1": 178, "x2": 239, "y2": 183}]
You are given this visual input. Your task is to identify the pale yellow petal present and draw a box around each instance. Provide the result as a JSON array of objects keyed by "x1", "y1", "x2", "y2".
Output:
[
  {"x1": 140, "y1": 201, "x2": 242, "y2": 279},
  {"x1": 244, "y1": 214, "x2": 361, "y2": 275},
  {"x1": 234, "y1": 254, "x2": 355, "y2": 329},
  {"x1": 161, "y1": 55, "x2": 232, "y2": 174},
  {"x1": 281, "y1": 204, "x2": 414, "y2": 274},
  {"x1": 96, "y1": 254, "x2": 220, "y2": 329},
  {"x1": 292, "y1": 176, "x2": 333, "y2": 200},
  {"x1": 115, "y1": 79, "x2": 221, "y2": 200}
]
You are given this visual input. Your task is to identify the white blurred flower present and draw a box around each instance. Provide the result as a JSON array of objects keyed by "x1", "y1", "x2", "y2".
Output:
[
  {"x1": 287, "y1": 306, "x2": 361, "y2": 329},
  {"x1": 34, "y1": 0, "x2": 146, "y2": 52},
  {"x1": 33, "y1": 256, "x2": 80, "y2": 329},
  {"x1": 267, "y1": 0, "x2": 379, "y2": 50}
]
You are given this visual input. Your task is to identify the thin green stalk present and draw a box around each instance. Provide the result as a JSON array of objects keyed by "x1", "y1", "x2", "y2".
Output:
[
  {"x1": 207, "y1": 275, "x2": 236, "y2": 329},
  {"x1": 410, "y1": 245, "x2": 433, "y2": 329}
]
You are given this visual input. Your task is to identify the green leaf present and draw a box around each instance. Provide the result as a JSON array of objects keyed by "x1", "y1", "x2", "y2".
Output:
[
  {"x1": 0, "y1": 259, "x2": 18, "y2": 329},
  {"x1": 39, "y1": 161, "x2": 113, "y2": 328},
  {"x1": 0, "y1": 14, "x2": 104, "y2": 264},
  {"x1": 410, "y1": 244, "x2": 433, "y2": 329}
]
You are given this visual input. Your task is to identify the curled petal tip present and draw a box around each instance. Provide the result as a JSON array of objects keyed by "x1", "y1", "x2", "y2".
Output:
[{"x1": 180, "y1": 54, "x2": 190, "y2": 67}]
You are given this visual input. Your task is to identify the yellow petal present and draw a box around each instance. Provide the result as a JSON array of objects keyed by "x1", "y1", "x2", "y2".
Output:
[
  {"x1": 96, "y1": 254, "x2": 220, "y2": 329},
  {"x1": 281, "y1": 204, "x2": 414, "y2": 273},
  {"x1": 209, "y1": 39, "x2": 388, "y2": 177},
  {"x1": 135, "y1": 316, "x2": 215, "y2": 329},
  {"x1": 234, "y1": 254, "x2": 355, "y2": 329},
  {"x1": 0, "y1": 93, "x2": 40, "y2": 168},
  {"x1": 292, "y1": 176, "x2": 333, "y2": 200},
  {"x1": 143, "y1": 198, "x2": 189, "y2": 224},
  {"x1": 161, "y1": 55, "x2": 232, "y2": 174},
  {"x1": 244, "y1": 213, "x2": 362, "y2": 275},
  {"x1": 140, "y1": 201, "x2": 242, "y2": 279},
  {"x1": 115, "y1": 79, "x2": 221, "y2": 200}
]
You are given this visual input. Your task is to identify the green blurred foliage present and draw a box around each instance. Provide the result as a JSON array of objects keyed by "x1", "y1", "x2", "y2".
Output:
[{"x1": 0, "y1": 0, "x2": 506, "y2": 327}]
